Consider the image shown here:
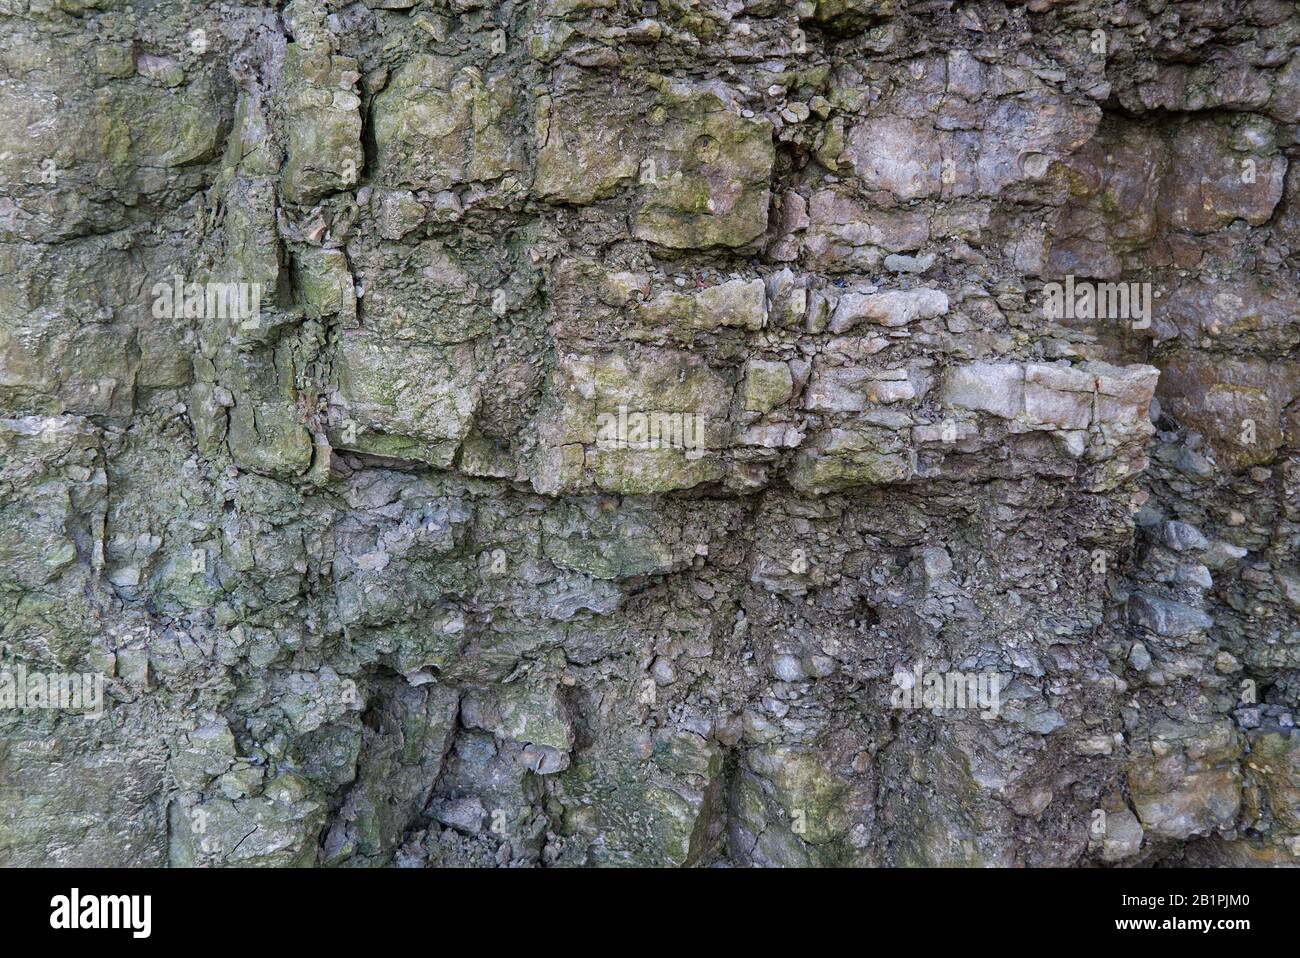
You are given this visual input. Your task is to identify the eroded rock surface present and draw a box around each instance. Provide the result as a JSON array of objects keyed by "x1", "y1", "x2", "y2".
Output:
[{"x1": 2, "y1": 0, "x2": 1298, "y2": 868}]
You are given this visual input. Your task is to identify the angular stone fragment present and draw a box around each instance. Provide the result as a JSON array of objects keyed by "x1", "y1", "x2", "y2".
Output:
[
  {"x1": 1246, "y1": 730, "x2": 1300, "y2": 831},
  {"x1": 805, "y1": 366, "x2": 914, "y2": 412},
  {"x1": 829, "y1": 288, "x2": 948, "y2": 333},
  {"x1": 169, "y1": 784, "x2": 326, "y2": 867},
  {"x1": 633, "y1": 83, "x2": 775, "y2": 249},
  {"x1": 810, "y1": 0, "x2": 899, "y2": 31},
  {"x1": 532, "y1": 347, "x2": 731, "y2": 495},
  {"x1": 1128, "y1": 722, "x2": 1242, "y2": 840},
  {"x1": 1099, "y1": 806, "x2": 1144, "y2": 862},
  {"x1": 1157, "y1": 119, "x2": 1287, "y2": 233},
  {"x1": 1024, "y1": 363, "x2": 1093, "y2": 430},
  {"x1": 434, "y1": 797, "x2": 486, "y2": 836},
  {"x1": 1163, "y1": 520, "x2": 1209, "y2": 553},
  {"x1": 1156, "y1": 353, "x2": 1300, "y2": 470},
  {"x1": 789, "y1": 424, "x2": 913, "y2": 492},
  {"x1": 323, "y1": 681, "x2": 459, "y2": 863},
  {"x1": 541, "y1": 499, "x2": 687, "y2": 580},
  {"x1": 224, "y1": 358, "x2": 314, "y2": 479},
  {"x1": 280, "y1": 46, "x2": 363, "y2": 204},
  {"x1": 1088, "y1": 361, "x2": 1160, "y2": 424},
  {"x1": 804, "y1": 366, "x2": 870, "y2": 413},
  {"x1": 942, "y1": 363, "x2": 1024, "y2": 419},
  {"x1": 842, "y1": 117, "x2": 942, "y2": 200},
  {"x1": 332, "y1": 332, "x2": 480, "y2": 467},
  {"x1": 1127, "y1": 592, "x2": 1213, "y2": 637},
  {"x1": 837, "y1": 78, "x2": 1097, "y2": 200},
  {"x1": 294, "y1": 248, "x2": 355, "y2": 322},
  {"x1": 372, "y1": 56, "x2": 520, "y2": 191},
  {"x1": 741, "y1": 360, "x2": 794, "y2": 414},
  {"x1": 462, "y1": 680, "x2": 574, "y2": 774},
  {"x1": 806, "y1": 189, "x2": 930, "y2": 270},
  {"x1": 696, "y1": 279, "x2": 767, "y2": 330},
  {"x1": 533, "y1": 77, "x2": 774, "y2": 250},
  {"x1": 640, "y1": 278, "x2": 767, "y2": 332},
  {"x1": 534, "y1": 90, "x2": 639, "y2": 203},
  {"x1": 558, "y1": 725, "x2": 724, "y2": 866}
]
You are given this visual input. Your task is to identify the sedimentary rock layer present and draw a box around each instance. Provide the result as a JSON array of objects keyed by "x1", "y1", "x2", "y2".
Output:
[{"x1": 1, "y1": 0, "x2": 1297, "y2": 867}]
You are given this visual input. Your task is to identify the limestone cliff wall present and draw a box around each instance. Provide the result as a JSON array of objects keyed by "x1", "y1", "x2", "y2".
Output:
[{"x1": 1, "y1": 0, "x2": 1298, "y2": 867}]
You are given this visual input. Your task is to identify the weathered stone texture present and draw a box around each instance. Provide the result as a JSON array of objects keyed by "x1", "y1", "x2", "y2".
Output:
[{"x1": 2, "y1": 0, "x2": 1299, "y2": 869}]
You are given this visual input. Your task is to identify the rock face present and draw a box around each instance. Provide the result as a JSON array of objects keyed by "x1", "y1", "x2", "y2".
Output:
[{"x1": 1, "y1": 0, "x2": 1298, "y2": 869}]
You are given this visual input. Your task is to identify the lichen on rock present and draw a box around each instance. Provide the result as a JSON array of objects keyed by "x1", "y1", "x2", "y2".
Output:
[{"x1": 2, "y1": 0, "x2": 1299, "y2": 872}]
